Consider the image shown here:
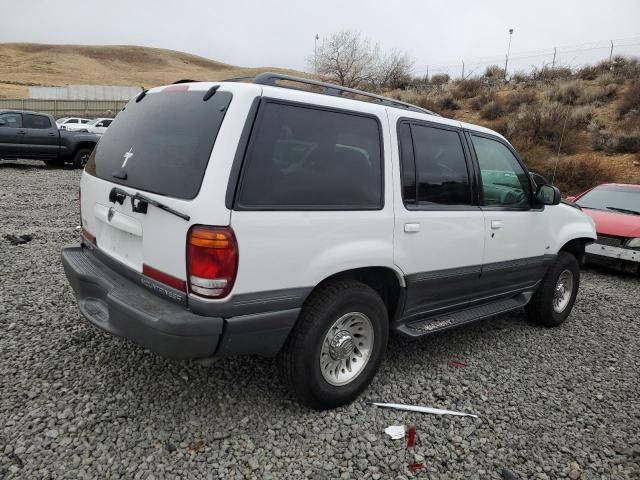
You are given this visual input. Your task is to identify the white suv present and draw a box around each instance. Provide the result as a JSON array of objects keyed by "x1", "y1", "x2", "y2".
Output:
[{"x1": 62, "y1": 74, "x2": 596, "y2": 409}]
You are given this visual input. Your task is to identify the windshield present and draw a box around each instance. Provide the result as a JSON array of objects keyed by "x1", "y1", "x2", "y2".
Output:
[
  {"x1": 87, "y1": 119, "x2": 100, "y2": 126},
  {"x1": 85, "y1": 89, "x2": 232, "y2": 199},
  {"x1": 576, "y1": 186, "x2": 640, "y2": 214}
]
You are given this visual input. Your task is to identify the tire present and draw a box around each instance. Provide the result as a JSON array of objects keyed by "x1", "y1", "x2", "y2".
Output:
[
  {"x1": 72, "y1": 148, "x2": 92, "y2": 169},
  {"x1": 277, "y1": 280, "x2": 389, "y2": 410},
  {"x1": 526, "y1": 251, "x2": 580, "y2": 327}
]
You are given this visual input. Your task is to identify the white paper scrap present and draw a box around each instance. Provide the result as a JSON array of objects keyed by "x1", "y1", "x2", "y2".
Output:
[
  {"x1": 384, "y1": 425, "x2": 405, "y2": 440},
  {"x1": 371, "y1": 402, "x2": 478, "y2": 418}
]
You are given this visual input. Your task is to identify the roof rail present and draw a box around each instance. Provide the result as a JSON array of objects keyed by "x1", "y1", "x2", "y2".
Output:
[{"x1": 242, "y1": 72, "x2": 436, "y2": 116}]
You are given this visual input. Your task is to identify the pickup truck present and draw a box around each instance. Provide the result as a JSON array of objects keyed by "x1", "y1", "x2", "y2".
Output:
[{"x1": 0, "y1": 110, "x2": 99, "y2": 168}]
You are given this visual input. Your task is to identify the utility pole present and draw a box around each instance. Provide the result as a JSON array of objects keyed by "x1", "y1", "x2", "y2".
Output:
[
  {"x1": 461, "y1": 60, "x2": 465, "y2": 80},
  {"x1": 314, "y1": 34, "x2": 320, "y2": 73},
  {"x1": 504, "y1": 28, "x2": 513, "y2": 81},
  {"x1": 609, "y1": 40, "x2": 614, "y2": 63},
  {"x1": 552, "y1": 47, "x2": 556, "y2": 69}
]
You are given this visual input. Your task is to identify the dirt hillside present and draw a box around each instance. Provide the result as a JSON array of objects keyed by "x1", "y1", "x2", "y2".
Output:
[{"x1": 0, "y1": 43, "x2": 304, "y2": 97}]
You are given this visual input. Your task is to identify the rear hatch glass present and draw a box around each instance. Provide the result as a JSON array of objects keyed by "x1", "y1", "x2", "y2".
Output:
[{"x1": 86, "y1": 89, "x2": 232, "y2": 199}]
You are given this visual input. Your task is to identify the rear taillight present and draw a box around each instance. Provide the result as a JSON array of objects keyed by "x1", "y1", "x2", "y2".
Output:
[{"x1": 187, "y1": 226, "x2": 238, "y2": 299}]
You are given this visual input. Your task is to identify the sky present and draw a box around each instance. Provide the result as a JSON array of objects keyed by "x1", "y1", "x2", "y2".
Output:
[{"x1": 2, "y1": 0, "x2": 639, "y2": 76}]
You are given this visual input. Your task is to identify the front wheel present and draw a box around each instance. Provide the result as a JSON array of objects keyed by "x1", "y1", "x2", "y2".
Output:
[
  {"x1": 277, "y1": 280, "x2": 388, "y2": 410},
  {"x1": 72, "y1": 148, "x2": 92, "y2": 169},
  {"x1": 526, "y1": 251, "x2": 580, "y2": 327}
]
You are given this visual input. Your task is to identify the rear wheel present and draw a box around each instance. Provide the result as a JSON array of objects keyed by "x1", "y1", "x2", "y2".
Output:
[
  {"x1": 526, "y1": 251, "x2": 580, "y2": 327},
  {"x1": 277, "y1": 280, "x2": 388, "y2": 410},
  {"x1": 72, "y1": 148, "x2": 92, "y2": 169}
]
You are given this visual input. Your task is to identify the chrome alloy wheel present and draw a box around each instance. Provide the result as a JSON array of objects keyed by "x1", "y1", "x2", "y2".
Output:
[
  {"x1": 320, "y1": 312, "x2": 374, "y2": 386},
  {"x1": 553, "y1": 269, "x2": 574, "y2": 313}
]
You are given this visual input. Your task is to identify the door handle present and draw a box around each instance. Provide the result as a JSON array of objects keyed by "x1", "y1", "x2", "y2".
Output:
[
  {"x1": 404, "y1": 223, "x2": 420, "y2": 233},
  {"x1": 48, "y1": 132, "x2": 56, "y2": 136},
  {"x1": 16, "y1": 130, "x2": 26, "y2": 135},
  {"x1": 491, "y1": 220, "x2": 503, "y2": 230}
]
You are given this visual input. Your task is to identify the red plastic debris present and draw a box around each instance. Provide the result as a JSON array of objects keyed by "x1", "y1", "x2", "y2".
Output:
[
  {"x1": 406, "y1": 425, "x2": 416, "y2": 449},
  {"x1": 408, "y1": 463, "x2": 426, "y2": 473},
  {"x1": 447, "y1": 360, "x2": 468, "y2": 368}
]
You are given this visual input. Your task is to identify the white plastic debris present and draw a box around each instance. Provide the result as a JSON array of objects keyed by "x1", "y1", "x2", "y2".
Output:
[
  {"x1": 371, "y1": 402, "x2": 478, "y2": 418},
  {"x1": 384, "y1": 425, "x2": 405, "y2": 440}
]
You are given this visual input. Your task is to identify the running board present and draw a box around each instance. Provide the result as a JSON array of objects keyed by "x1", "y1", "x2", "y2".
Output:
[{"x1": 397, "y1": 294, "x2": 529, "y2": 337}]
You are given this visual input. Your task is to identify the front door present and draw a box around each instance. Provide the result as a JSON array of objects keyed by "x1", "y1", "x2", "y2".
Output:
[
  {"x1": 391, "y1": 115, "x2": 485, "y2": 321},
  {"x1": 468, "y1": 133, "x2": 550, "y2": 296}
]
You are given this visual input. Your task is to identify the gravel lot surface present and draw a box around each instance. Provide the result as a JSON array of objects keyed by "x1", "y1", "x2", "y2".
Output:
[{"x1": 1, "y1": 159, "x2": 639, "y2": 480}]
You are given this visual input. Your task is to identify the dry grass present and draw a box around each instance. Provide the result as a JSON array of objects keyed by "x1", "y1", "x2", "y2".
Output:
[{"x1": 0, "y1": 43, "x2": 306, "y2": 97}]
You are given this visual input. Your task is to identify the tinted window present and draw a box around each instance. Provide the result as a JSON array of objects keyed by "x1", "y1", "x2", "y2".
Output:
[
  {"x1": 398, "y1": 122, "x2": 416, "y2": 203},
  {"x1": 23, "y1": 114, "x2": 52, "y2": 129},
  {"x1": 576, "y1": 186, "x2": 640, "y2": 213},
  {"x1": 68, "y1": 119, "x2": 78, "y2": 124},
  {"x1": 80, "y1": 119, "x2": 90, "y2": 124},
  {"x1": 102, "y1": 120, "x2": 112, "y2": 127},
  {"x1": 238, "y1": 102, "x2": 382, "y2": 209},
  {"x1": 411, "y1": 124, "x2": 471, "y2": 205},
  {"x1": 0, "y1": 112, "x2": 22, "y2": 128},
  {"x1": 472, "y1": 135, "x2": 530, "y2": 208},
  {"x1": 87, "y1": 90, "x2": 232, "y2": 199}
]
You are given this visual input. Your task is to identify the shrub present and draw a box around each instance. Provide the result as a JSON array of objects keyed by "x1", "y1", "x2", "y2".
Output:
[
  {"x1": 470, "y1": 90, "x2": 496, "y2": 111},
  {"x1": 483, "y1": 65, "x2": 505, "y2": 85},
  {"x1": 552, "y1": 156, "x2": 615, "y2": 194},
  {"x1": 618, "y1": 82, "x2": 640, "y2": 117},
  {"x1": 546, "y1": 80, "x2": 617, "y2": 106},
  {"x1": 589, "y1": 117, "x2": 640, "y2": 153},
  {"x1": 510, "y1": 70, "x2": 530, "y2": 83},
  {"x1": 430, "y1": 73, "x2": 450, "y2": 86},
  {"x1": 531, "y1": 65, "x2": 572, "y2": 82},
  {"x1": 503, "y1": 90, "x2": 537, "y2": 111},
  {"x1": 505, "y1": 101, "x2": 580, "y2": 153},
  {"x1": 480, "y1": 100, "x2": 505, "y2": 120},
  {"x1": 453, "y1": 78, "x2": 483, "y2": 99}
]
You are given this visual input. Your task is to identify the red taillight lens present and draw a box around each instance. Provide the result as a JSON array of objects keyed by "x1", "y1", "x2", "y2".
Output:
[
  {"x1": 143, "y1": 264, "x2": 186, "y2": 292},
  {"x1": 187, "y1": 226, "x2": 238, "y2": 299}
]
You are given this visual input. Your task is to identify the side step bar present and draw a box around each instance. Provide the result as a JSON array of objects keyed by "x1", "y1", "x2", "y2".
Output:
[{"x1": 396, "y1": 294, "x2": 530, "y2": 337}]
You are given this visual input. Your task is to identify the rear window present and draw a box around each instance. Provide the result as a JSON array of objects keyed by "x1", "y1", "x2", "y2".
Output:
[
  {"x1": 237, "y1": 101, "x2": 383, "y2": 209},
  {"x1": 86, "y1": 90, "x2": 232, "y2": 199}
]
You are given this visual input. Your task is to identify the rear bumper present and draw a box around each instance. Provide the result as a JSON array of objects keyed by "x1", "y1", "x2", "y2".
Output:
[
  {"x1": 586, "y1": 243, "x2": 639, "y2": 263},
  {"x1": 62, "y1": 245, "x2": 299, "y2": 359}
]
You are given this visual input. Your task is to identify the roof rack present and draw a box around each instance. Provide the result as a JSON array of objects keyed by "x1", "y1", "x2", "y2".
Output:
[{"x1": 231, "y1": 72, "x2": 436, "y2": 116}]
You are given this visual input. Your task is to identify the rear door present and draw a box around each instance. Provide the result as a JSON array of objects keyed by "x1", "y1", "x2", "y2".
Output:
[
  {"x1": 22, "y1": 113, "x2": 59, "y2": 159},
  {"x1": 391, "y1": 114, "x2": 485, "y2": 319},
  {"x1": 81, "y1": 85, "x2": 237, "y2": 283},
  {"x1": 467, "y1": 132, "x2": 550, "y2": 295}
]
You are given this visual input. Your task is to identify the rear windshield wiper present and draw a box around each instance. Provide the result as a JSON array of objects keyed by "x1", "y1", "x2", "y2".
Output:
[
  {"x1": 606, "y1": 206, "x2": 640, "y2": 216},
  {"x1": 109, "y1": 187, "x2": 190, "y2": 221}
]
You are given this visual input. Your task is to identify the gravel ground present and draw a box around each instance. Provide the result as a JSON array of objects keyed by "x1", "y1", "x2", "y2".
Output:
[{"x1": 1, "y1": 159, "x2": 639, "y2": 480}]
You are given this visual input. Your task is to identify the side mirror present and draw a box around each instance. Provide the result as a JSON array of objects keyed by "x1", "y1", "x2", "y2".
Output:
[{"x1": 536, "y1": 184, "x2": 561, "y2": 206}]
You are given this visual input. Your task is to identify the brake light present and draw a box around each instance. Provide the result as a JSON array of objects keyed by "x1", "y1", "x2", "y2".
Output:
[{"x1": 187, "y1": 226, "x2": 238, "y2": 299}]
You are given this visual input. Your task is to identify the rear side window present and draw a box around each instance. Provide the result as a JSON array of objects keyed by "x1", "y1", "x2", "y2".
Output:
[
  {"x1": 399, "y1": 122, "x2": 471, "y2": 206},
  {"x1": 87, "y1": 90, "x2": 232, "y2": 199},
  {"x1": 0, "y1": 112, "x2": 22, "y2": 128},
  {"x1": 23, "y1": 114, "x2": 52, "y2": 129},
  {"x1": 237, "y1": 101, "x2": 383, "y2": 209}
]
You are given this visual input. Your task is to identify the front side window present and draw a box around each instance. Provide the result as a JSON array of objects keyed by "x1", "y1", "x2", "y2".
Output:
[
  {"x1": 0, "y1": 112, "x2": 22, "y2": 128},
  {"x1": 237, "y1": 102, "x2": 383, "y2": 209},
  {"x1": 23, "y1": 114, "x2": 52, "y2": 129},
  {"x1": 472, "y1": 135, "x2": 531, "y2": 208}
]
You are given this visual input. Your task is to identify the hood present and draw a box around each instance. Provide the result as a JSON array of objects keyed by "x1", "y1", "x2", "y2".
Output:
[{"x1": 582, "y1": 208, "x2": 640, "y2": 238}]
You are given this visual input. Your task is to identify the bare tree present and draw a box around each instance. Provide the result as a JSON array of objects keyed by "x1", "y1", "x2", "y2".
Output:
[
  {"x1": 312, "y1": 30, "x2": 377, "y2": 88},
  {"x1": 312, "y1": 31, "x2": 414, "y2": 91},
  {"x1": 374, "y1": 49, "x2": 415, "y2": 90}
]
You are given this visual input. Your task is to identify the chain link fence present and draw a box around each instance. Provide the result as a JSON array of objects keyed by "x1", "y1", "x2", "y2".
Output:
[{"x1": 0, "y1": 99, "x2": 127, "y2": 118}]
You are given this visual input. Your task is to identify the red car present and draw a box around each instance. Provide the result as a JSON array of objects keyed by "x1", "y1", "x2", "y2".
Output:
[{"x1": 566, "y1": 183, "x2": 640, "y2": 273}]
